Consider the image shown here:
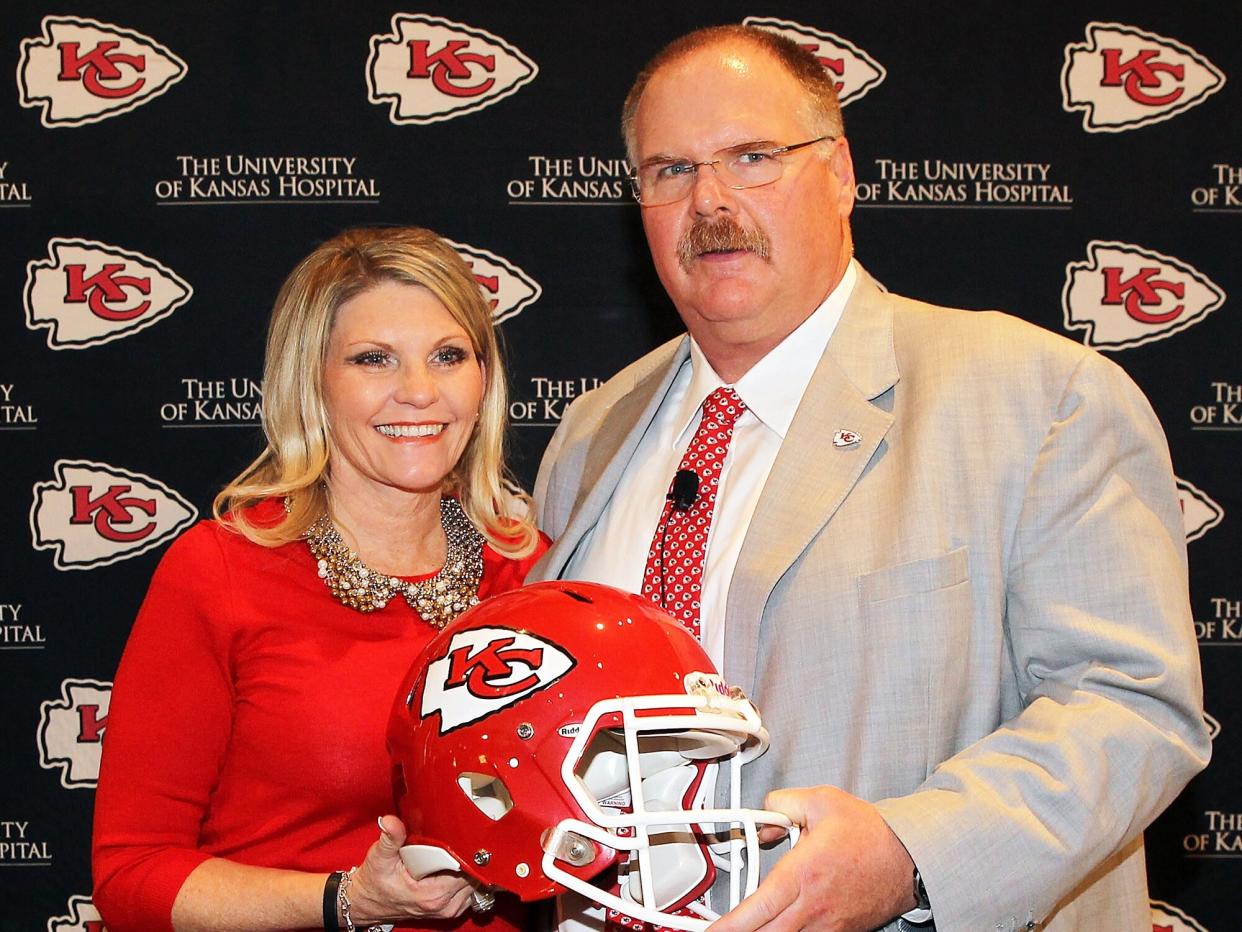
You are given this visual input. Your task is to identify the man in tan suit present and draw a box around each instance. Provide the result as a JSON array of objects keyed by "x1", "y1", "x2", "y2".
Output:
[{"x1": 531, "y1": 25, "x2": 1209, "y2": 931}]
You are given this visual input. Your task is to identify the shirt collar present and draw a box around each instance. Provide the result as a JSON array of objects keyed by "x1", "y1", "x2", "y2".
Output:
[{"x1": 673, "y1": 259, "x2": 858, "y2": 443}]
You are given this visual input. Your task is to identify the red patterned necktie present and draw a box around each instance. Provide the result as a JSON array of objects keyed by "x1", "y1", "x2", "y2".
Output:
[
  {"x1": 607, "y1": 389, "x2": 744, "y2": 932},
  {"x1": 641, "y1": 386, "x2": 747, "y2": 640}
]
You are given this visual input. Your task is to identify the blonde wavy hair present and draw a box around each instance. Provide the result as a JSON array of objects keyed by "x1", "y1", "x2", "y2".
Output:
[{"x1": 213, "y1": 226, "x2": 538, "y2": 558}]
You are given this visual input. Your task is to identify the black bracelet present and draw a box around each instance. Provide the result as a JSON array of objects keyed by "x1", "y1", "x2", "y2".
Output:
[{"x1": 323, "y1": 871, "x2": 345, "y2": 931}]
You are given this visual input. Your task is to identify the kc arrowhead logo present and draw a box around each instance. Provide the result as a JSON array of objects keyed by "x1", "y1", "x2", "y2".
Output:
[
  {"x1": 1062, "y1": 241, "x2": 1224, "y2": 350},
  {"x1": 448, "y1": 240, "x2": 542, "y2": 324},
  {"x1": 25, "y1": 238, "x2": 193, "y2": 350},
  {"x1": 743, "y1": 17, "x2": 885, "y2": 106},
  {"x1": 48, "y1": 894, "x2": 106, "y2": 932},
  {"x1": 421, "y1": 626, "x2": 575, "y2": 733},
  {"x1": 31, "y1": 460, "x2": 197, "y2": 570},
  {"x1": 18, "y1": 16, "x2": 187, "y2": 127},
  {"x1": 1176, "y1": 477, "x2": 1223, "y2": 543},
  {"x1": 1062, "y1": 23, "x2": 1225, "y2": 132},
  {"x1": 367, "y1": 14, "x2": 537, "y2": 125},
  {"x1": 1204, "y1": 712, "x2": 1220, "y2": 742},
  {"x1": 1150, "y1": 900, "x2": 1208, "y2": 932},
  {"x1": 38, "y1": 678, "x2": 112, "y2": 789}
]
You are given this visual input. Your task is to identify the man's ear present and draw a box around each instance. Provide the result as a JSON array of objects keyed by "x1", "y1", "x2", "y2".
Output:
[{"x1": 830, "y1": 136, "x2": 856, "y2": 218}]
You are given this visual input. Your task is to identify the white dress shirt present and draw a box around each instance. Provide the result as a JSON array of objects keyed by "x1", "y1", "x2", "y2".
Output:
[{"x1": 563, "y1": 260, "x2": 857, "y2": 670}]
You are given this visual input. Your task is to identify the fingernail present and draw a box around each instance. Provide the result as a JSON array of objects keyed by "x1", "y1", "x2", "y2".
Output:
[{"x1": 377, "y1": 816, "x2": 392, "y2": 838}]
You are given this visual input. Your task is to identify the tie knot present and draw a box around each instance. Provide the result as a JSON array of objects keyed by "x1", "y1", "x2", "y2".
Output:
[{"x1": 702, "y1": 386, "x2": 746, "y2": 429}]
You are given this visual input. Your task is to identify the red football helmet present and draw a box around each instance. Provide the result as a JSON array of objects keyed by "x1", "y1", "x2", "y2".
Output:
[{"x1": 387, "y1": 581, "x2": 796, "y2": 931}]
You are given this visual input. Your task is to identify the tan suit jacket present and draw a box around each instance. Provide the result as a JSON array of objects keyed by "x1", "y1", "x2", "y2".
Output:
[{"x1": 531, "y1": 269, "x2": 1209, "y2": 931}]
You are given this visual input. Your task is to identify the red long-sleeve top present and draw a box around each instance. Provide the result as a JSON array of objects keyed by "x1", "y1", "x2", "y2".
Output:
[{"x1": 92, "y1": 510, "x2": 546, "y2": 932}]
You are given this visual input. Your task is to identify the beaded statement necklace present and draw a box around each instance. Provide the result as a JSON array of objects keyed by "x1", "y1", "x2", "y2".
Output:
[{"x1": 305, "y1": 497, "x2": 483, "y2": 627}]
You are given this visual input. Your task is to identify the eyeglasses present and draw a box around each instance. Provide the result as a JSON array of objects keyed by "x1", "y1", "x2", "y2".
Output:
[{"x1": 629, "y1": 135, "x2": 835, "y2": 206}]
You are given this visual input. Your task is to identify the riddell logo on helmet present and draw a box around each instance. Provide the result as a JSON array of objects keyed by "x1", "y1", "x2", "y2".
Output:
[
  {"x1": 1062, "y1": 23, "x2": 1225, "y2": 133},
  {"x1": 742, "y1": 17, "x2": 886, "y2": 106},
  {"x1": 18, "y1": 16, "x2": 187, "y2": 127},
  {"x1": 684, "y1": 671, "x2": 745, "y2": 707},
  {"x1": 25, "y1": 239, "x2": 194, "y2": 350},
  {"x1": 367, "y1": 14, "x2": 538, "y2": 125},
  {"x1": 1062, "y1": 241, "x2": 1224, "y2": 350},
  {"x1": 421, "y1": 626, "x2": 575, "y2": 732},
  {"x1": 38, "y1": 678, "x2": 112, "y2": 789},
  {"x1": 30, "y1": 460, "x2": 197, "y2": 570},
  {"x1": 447, "y1": 240, "x2": 542, "y2": 324},
  {"x1": 1150, "y1": 899, "x2": 1208, "y2": 932}
]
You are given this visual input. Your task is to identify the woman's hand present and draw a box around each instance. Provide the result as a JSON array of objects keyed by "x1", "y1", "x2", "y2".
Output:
[{"x1": 345, "y1": 815, "x2": 479, "y2": 924}]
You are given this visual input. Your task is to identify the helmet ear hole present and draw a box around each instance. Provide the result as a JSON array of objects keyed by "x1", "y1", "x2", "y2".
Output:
[{"x1": 457, "y1": 772, "x2": 514, "y2": 820}]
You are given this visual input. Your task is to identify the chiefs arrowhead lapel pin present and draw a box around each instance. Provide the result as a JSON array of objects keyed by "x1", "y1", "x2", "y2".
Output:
[{"x1": 832, "y1": 429, "x2": 861, "y2": 448}]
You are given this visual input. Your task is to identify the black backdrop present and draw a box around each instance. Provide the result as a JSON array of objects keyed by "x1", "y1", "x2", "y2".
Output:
[{"x1": 4, "y1": 4, "x2": 1237, "y2": 930}]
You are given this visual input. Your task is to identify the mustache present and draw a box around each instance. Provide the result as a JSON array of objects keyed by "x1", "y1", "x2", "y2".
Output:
[{"x1": 676, "y1": 217, "x2": 771, "y2": 270}]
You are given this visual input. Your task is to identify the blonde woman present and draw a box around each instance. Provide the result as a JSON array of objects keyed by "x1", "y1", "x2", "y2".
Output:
[{"x1": 93, "y1": 227, "x2": 546, "y2": 932}]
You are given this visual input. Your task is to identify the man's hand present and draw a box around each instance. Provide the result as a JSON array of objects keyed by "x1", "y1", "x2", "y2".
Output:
[{"x1": 709, "y1": 786, "x2": 917, "y2": 932}]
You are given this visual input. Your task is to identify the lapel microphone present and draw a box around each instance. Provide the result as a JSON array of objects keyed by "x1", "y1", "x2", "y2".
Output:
[
  {"x1": 668, "y1": 469, "x2": 700, "y2": 511},
  {"x1": 658, "y1": 468, "x2": 702, "y2": 607}
]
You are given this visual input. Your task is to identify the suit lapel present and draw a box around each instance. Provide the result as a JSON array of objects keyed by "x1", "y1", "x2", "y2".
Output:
[
  {"x1": 540, "y1": 339, "x2": 690, "y2": 579},
  {"x1": 725, "y1": 272, "x2": 899, "y2": 693}
]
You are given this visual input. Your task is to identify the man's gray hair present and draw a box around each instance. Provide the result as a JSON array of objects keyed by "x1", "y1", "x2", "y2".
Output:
[{"x1": 621, "y1": 25, "x2": 845, "y2": 166}]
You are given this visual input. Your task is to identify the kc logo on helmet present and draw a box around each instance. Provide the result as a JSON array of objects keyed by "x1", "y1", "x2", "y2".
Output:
[
  {"x1": 421, "y1": 626, "x2": 575, "y2": 733},
  {"x1": 25, "y1": 239, "x2": 194, "y2": 350},
  {"x1": 367, "y1": 14, "x2": 537, "y2": 125},
  {"x1": 18, "y1": 16, "x2": 187, "y2": 127},
  {"x1": 48, "y1": 894, "x2": 105, "y2": 932},
  {"x1": 1177, "y1": 478, "x2": 1223, "y2": 544},
  {"x1": 1062, "y1": 241, "x2": 1224, "y2": 350},
  {"x1": 1150, "y1": 899, "x2": 1208, "y2": 932},
  {"x1": 1062, "y1": 23, "x2": 1225, "y2": 132},
  {"x1": 448, "y1": 240, "x2": 542, "y2": 324},
  {"x1": 38, "y1": 678, "x2": 112, "y2": 789},
  {"x1": 31, "y1": 460, "x2": 197, "y2": 570},
  {"x1": 743, "y1": 17, "x2": 885, "y2": 106}
]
